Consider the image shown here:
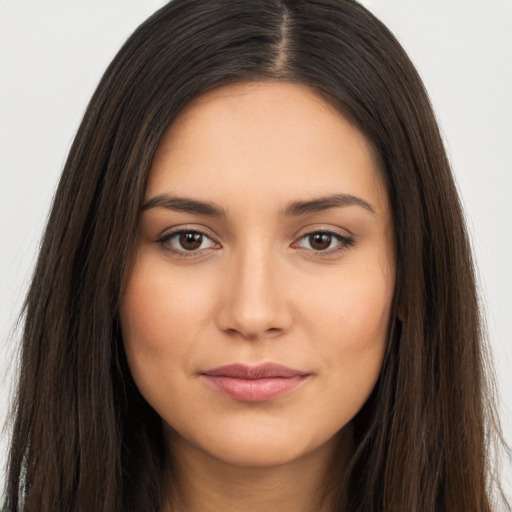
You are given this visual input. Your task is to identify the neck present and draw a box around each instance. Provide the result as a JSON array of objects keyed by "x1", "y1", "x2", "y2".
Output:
[{"x1": 161, "y1": 427, "x2": 351, "y2": 512}]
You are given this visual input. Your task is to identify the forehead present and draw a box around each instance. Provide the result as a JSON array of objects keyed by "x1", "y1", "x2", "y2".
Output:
[{"x1": 146, "y1": 82, "x2": 388, "y2": 215}]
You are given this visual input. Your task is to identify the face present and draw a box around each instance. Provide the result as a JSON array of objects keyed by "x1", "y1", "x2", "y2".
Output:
[{"x1": 120, "y1": 82, "x2": 395, "y2": 468}]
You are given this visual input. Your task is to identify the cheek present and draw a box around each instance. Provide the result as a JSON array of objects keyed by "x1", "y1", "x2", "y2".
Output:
[
  {"x1": 303, "y1": 262, "x2": 394, "y2": 407},
  {"x1": 119, "y1": 251, "x2": 214, "y2": 394},
  {"x1": 307, "y1": 262, "x2": 393, "y2": 343}
]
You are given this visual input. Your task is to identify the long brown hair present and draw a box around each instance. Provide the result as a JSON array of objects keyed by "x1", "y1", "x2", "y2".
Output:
[{"x1": 5, "y1": 0, "x2": 509, "y2": 510}]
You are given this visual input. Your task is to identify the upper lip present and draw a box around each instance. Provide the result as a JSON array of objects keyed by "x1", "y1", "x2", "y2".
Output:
[{"x1": 201, "y1": 363, "x2": 309, "y2": 379}]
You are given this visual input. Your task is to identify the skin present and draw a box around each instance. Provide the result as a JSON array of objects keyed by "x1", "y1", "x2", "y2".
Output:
[{"x1": 120, "y1": 82, "x2": 396, "y2": 512}]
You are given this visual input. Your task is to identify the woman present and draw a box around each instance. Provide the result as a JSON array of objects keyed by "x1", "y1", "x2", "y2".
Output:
[{"x1": 3, "y1": 0, "x2": 509, "y2": 510}]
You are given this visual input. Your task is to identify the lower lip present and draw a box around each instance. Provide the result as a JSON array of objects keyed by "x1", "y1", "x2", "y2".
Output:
[{"x1": 201, "y1": 375, "x2": 309, "y2": 402}]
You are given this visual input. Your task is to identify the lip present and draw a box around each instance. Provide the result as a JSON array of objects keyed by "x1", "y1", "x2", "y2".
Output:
[{"x1": 200, "y1": 363, "x2": 310, "y2": 402}]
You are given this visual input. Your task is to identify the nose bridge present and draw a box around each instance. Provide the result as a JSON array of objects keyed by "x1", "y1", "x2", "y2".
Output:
[{"x1": 218, "y1": 238, "x2": 289, "y2": 338}]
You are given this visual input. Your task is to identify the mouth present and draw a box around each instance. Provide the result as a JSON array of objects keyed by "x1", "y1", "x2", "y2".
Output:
[{"x1": 200, "y1": 363, "x2": 310, "y2": 402}]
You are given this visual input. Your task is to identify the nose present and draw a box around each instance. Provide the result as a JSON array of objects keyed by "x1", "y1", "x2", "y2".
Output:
[{"x1": 216, "y1": 245, "x2": 292, "y2": 340}]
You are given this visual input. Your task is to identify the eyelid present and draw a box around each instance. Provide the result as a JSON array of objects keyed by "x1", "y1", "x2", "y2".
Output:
[
  {"x1": 291, "y1": 226, "x2": 355, "y2": 255},
  {"x1": 291, "y1": 222, "x2": 354, "y2": 238},
  {"x1": 156, "y1": 225, "x2": 221, "y2": 257},
  {"x1": 155, "y1": 224, "x2": 354, "y2": 258}
]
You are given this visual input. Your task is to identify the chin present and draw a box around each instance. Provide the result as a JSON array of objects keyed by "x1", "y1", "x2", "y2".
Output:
[
  {"x1": 208, "y1": 438, "x2": 308, "y2": 468},
  {"x1": 166, "y1": 418, "x2": 344, "y2": 469}
]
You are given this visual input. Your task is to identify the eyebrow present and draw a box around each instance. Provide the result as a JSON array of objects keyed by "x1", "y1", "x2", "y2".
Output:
[
  {"x1": 142, "y1": 195, "x2": 226, "y2": 217},
  {"x1": 282, "y1": 194, "x2": 375, "y2": 216},
  {"x1": 142, "y1": 193, "x2": 375, "y2": 217}
]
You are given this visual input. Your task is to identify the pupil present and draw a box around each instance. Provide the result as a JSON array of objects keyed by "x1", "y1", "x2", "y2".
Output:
[
  {"x1": 310, "y1": 233, "x2": 331, "y2": 250},
  {"x1": 180, "y1": 232, "x2": 202, "y2": 250}
]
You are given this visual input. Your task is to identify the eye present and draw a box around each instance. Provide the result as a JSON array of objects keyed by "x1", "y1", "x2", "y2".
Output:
[
  {"x1": 157, "y1": 229, "x2": 218, "y2": 255},
  {"x1": 294, "y1": 231, "x2": 354, "y2": 253}
]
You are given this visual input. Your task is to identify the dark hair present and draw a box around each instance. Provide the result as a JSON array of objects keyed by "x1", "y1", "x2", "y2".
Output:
[{"x1": 5, "y1": 0, "x2": 509, "y2": 511}]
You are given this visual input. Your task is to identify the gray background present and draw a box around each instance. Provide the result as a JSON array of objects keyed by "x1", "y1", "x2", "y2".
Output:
[{"x1": 1, "y1": 0, "x2": 511, "y2": 502}]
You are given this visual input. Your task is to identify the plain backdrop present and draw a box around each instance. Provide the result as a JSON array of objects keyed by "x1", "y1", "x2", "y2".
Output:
[{"x1": 1, "y1": 0, "x2": 511, "y2": 501}]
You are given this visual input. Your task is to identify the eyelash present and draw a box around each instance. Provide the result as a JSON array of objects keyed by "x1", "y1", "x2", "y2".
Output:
[
  {"x1": 157, "y1": 228, "x2": 218, "y2": 258},
  {"x1": 156, "y1": 228, "x2": 355, "y2": 258},
  {"x1": 292, "y1": 231, "x2": 355, "y2": 256}
]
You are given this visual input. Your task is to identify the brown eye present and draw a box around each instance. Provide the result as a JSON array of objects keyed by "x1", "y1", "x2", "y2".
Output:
[
  {"x1": 309, "y1": 233, "x2": 332, "y2": 251},
  {"x1": 158, "y1": 229, "x2": 217, "y2": 255},
  {"x1": 180, "y1": 232, "x2": 203, "y2": 251},
  {"x1": 294, "y1": 230, "x2": 354, "y2": 254}
]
